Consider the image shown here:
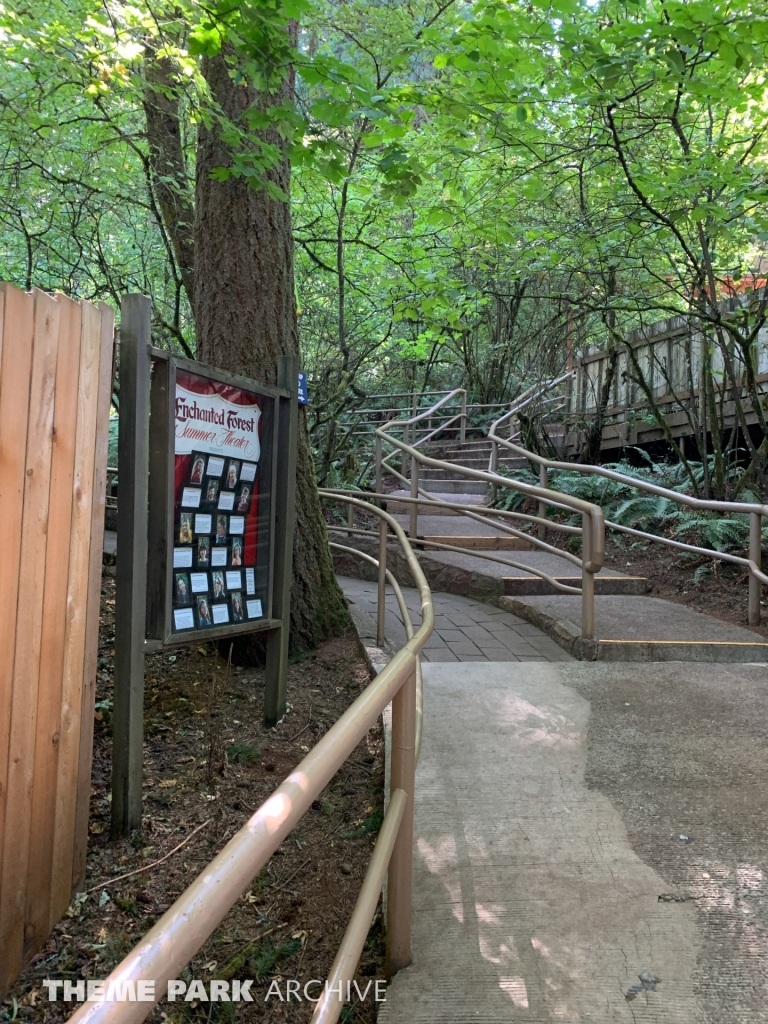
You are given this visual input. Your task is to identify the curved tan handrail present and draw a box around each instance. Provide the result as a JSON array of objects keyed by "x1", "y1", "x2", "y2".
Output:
[
  {"x1": 67, "y1": 497, "x2": 433, "y2": 1024},
  {"x1": 320, "y1": 489, "x2": 583, "y2": 537},
  {"x1": 328, "y1": 538, "x2": 425, "y2": 760},
  {"x1": 375, "y1": 424, "x2": 605, "y2": 573},
  {"x1": 369, "y1": 382, "x2": 606, "y2": 639},
  {"x1": 488, "y1": 379, "x2": 768, "y2": 624},
  {"x1": 490, "y1": 371, "x2": 575, "y2": 436},
  {"x1": 385, "y1": 387, "x2": 467, "y2": 430},
  {"x1": 489, "y1": 423, "x2": 768, "y2": 518}
]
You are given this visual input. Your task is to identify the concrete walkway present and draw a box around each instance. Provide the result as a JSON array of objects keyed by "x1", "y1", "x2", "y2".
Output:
[
  {"x1": 377, "y1": 658, "x2": 768, "y2": 1024},
  {"x1": 507, "y1": 593, "x2": 768, "y2": 647},
  {"x1": 338, "y1": 575, "x2": 768, "y2": 1022}
]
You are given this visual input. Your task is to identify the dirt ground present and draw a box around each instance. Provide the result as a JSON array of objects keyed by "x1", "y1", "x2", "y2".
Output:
[{"x1": 8, "y1": 564, "x2": 387, "y2": 1024}]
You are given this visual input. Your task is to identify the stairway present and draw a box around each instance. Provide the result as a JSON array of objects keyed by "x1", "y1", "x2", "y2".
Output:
[{"x1": 416, "y1": 439, "x2": 527, "y2": 495}]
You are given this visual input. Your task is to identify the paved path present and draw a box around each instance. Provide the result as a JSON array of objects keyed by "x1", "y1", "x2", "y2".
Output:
[
  {"x1": 385, "y1": 498, "x2": 766, "y2": 652},
  {"x1": 338, "y1": 577, "x2": 572, "y2": 663},
  {"x1": 338, "y1": 575, "x2": 768, "y2": 1022},
  {"x1": 509, "y1": 593, "x2": 766, "y2": 644},
  {"x1": 377, "y1": 659, "x2": 768, "y2": 1024}
]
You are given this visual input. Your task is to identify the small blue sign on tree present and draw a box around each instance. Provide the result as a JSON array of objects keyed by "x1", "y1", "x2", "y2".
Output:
[{"x1": 297, "y1": 372, "x2": 309, "y2": 405}]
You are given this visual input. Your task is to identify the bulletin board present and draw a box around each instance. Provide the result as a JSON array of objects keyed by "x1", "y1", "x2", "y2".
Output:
[{"x1": 145, "y1": 353, "x2": 288, "y2": 645}]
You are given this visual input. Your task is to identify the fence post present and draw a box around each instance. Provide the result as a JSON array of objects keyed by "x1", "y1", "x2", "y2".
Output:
[
  {"x1": 538, "y1": 464, "x2": 548, "y2": 541},
  {"x1": 387, "y1": 661, "x2": 417, "y2": 976},
  {"x1": 749, "y1": 512, "x2": 762, "y2": 626},
  {"x1": 581, "y1": 512, "x2": 595, "y2": 641},
  {"x1": 112, "y1": 295, "x2": 151, "y2": 837},
  {"x1": 375, "y1": 435, "x2": 386, "y2": 647},
  {"x1": 264, "y1": 355, "x2": 299, "y2": 727},
  {"x1": 409, "y1": 455, "x2": 419, "y2": 541},
  {"x1": 460, "y1": 391, "x2": 467, "y2": 443},
  {"x1": 489, "y1": 440, "x2": 498, "y2": 504},
  {"x1": 347, "y1": 501, "x2": 354, "y2": 536}
]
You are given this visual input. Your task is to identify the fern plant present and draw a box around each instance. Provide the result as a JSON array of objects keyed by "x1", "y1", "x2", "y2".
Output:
[{"x1": 491, "y1": 454, "x2": 759, "y2": 555}]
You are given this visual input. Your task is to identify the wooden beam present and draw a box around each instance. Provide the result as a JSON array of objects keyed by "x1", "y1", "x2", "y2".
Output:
[
  {"x1": 264, "y1": 356, "x2": 298, "y2": 728},
  {"x1": 111, "y1": 295, "x2": 151, "y2": 836}
]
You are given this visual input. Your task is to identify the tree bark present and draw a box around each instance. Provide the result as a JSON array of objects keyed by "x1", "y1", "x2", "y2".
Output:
[
  {"x1": 143, "y1": 46, "x2": 196, "y2": 311},
  {"x1": 194, "y1": 49, "x2": 348, "y2": 651}
]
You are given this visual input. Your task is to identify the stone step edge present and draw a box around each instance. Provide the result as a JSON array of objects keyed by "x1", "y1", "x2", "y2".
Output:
[
  {"x1": 498, "y1": 596, "x2": 768, "y2": 662},
  {"x1": 335, "y1": 540, "x2": 641, "y2": 607},
  {"x1": 421, "y1": 536, "x2": 536, "y2": 551},
  {"x1": 336, "y1": 546, "x2": 767, "y2": 663},
  {"x1": 503, "y1": 575, "x2": 647, "y2": 596}
]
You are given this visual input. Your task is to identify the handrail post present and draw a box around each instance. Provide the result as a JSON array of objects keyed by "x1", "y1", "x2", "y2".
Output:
[
  {"x1": 376, "y1": 435, "x2": 386, "y2": 647},
  {"x1": 581, "y1": 512, "x2": 595, "y2": 641},
  {"x1": 538, "y1": 465, "x2": 548, "y2": 541},
  {"x1": 410, "y1": 455, "x2": 419, "y2": 540},
  {"x1": 460, "y1": 390, "x2": 467, "y2": 443},
  {"x1": 347, "y1": 501, "x2": 354, "y2": 536},
  {"x1": 489, "y1": 439, "x2": 498, "y2": 504},
  {"x1": 387, "y1": 661, "x2": 417, "y2": 976},
  {"x1": 401, "y1": 419, "x2": 409, "y2": 476},
  {"x1": 749, "y1": 511, "x2": 762, "y2": 626}
]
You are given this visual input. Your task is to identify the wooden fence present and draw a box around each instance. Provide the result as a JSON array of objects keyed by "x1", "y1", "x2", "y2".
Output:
[{"x1": 0, "y1": 283, "x2": 114, "y2": 995}]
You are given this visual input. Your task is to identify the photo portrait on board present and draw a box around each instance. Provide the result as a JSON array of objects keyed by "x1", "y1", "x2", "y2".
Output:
[
  {"x1": 236, "y1": 483, "x2": 251, "y2": 512},
  {"x1": 226, "y1": 460, "x2": 240, "y2": 489},
  {"x1": 197, "y1": 537, "x2": 210, "y2": 566},
  {"x1": 212, "y1": 571, "x2": 226, "y2": 600},
  {"x1": 206, "y1": 478, "x2": 220, "y2": 505},
  {"x1": 190, "y1": 455, "x2": 205, "y2": 485},
  {"x1": 197, "y1": 596, "x2": 213, "y2": 626},
  {"x1": 215, "y1": 516, "x2": 227, "y2": 544},
  {"x1": 174, "y1": 573, "x2": 191, "y2": 605},
  {"x1": 231, "y1": 538, "x2": 243, "y2": 566},
  {"x1": 179, "y1": 513, "x2": 193, "y2": 545},
  {"x1": 231, "y1": 592, "x2": 244, "y2": 622}
]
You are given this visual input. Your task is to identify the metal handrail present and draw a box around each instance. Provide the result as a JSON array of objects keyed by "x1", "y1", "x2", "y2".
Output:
[
  {"x1": 384, "y1": 387, "x2": 466, "y2": 430},
  {"x1": 329, "y1": 527, "x2": 583, "y2": 595},
  {"x1": 371, "y1": 388, "x2": 605, "y2": 639},
  {"x1": 487, "y1": 381, "x2": 768, "y2": 626},
  {"x1": 67, "y1": 495, "x2": 434, "y2": 1024},
  {"x1": 320, "y1": 489, "x2": 583, "y2": 537},
  {"x1": 363, "y1": 388, "x2": 454, "y2": 401},
  {"x1": 490, "y1": 372, "x2": 574, "y2": 434},
  {"x1": 328, "y1": 539, "x2": 424, "y2": 760}
]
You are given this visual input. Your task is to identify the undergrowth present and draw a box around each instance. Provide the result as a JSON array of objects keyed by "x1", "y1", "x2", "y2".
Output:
[{"x1": 492, "y1": 451, "x2": 762, "y2": 554}]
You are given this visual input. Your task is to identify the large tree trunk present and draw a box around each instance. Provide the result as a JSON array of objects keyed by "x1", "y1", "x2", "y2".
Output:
[
  {"x1": 194, "y1": 49, "x2": 347, "y2": 651},
  {"x1": 143, "y1": 45, "x2": 196, "y2": 311}
]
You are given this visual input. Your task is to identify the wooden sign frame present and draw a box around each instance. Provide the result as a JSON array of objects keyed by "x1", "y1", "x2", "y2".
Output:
[
  {"x1": 145, "y1": 349, "x2": 286, "y2": 646},
  {"x1": 112, "y1": 296, "x2": 299, "y2": 835}
]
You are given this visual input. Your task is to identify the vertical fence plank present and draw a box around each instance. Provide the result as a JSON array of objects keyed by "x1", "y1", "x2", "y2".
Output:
[
  {"x1": 49, "y1": 299, "x2": 104, "y2": 924},
  {"x1": 0, "y1": 284, "x2": 28, "y2": 923},
  {"x1": 0, "y1": 283, "x2": 28, "y2": 992},
  {"x1": 0, "y1": 289, "x2": 61, "y2": 992},
  {"x1": 23, "y1": 293, "x2": 82, "y2": 958},
  {"x1": 72, "y1": 301, "x2": 114, "y2": 887}
]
